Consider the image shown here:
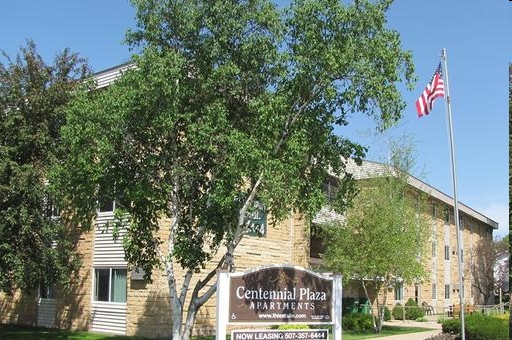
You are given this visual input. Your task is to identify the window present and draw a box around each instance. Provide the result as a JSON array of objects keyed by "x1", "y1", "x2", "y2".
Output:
[
  {"x1": 444, "y1": 284, "x2": 450, "y2": 299},
  {"x1": 323, "y1": 176, "x2": 339, "y2": 205},
  {"x1": 44, "y1": 192, "x2": 60, "y2": 219},
  {"x1": 444, "y1": 245, "x2": 450, "y2": 261},
  {"x1": 432, "y1": 283, "x2": 437, "y2": 299},
  {"x1": 444, "y1": 208, "x2": 450, "y2": 225},
  {"x1": 98, "y1": 184, "x2": 125, "y2": 213},
  {"x1": 431, "y1": 201, "x2": 437, "y2": 218},
  {"x1": 94, "y1": 268, "x2": 127, "y2": 302},
  {"x1": 394, "y1": 282, "x2": 404, "y2": 301},
  {"x1": 432, "y1": 241, "x2": 437, "y2": 258},
  {"x1": 40, "y1": 281, "x2": 56, "y2": 299},
  {"x1": 99, "y1": 198, "x2": 115, "y2": 212}
]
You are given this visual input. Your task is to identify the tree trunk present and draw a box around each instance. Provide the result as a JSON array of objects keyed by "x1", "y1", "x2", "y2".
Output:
[{"x1": 171, "y1": 292, "x2": 184, "y2": 339}]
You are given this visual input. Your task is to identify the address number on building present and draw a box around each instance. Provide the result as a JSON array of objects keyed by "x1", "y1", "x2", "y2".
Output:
[{"x1": 231, "y1": 329, "x2": 328, "y2": 340}]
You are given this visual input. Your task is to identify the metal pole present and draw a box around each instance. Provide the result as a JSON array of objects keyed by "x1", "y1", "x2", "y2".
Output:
[{"x1": 441, "y1": 48, "x2": 465, "y2": 340}]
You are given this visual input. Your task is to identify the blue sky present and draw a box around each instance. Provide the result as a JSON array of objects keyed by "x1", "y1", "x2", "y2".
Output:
[{"x1": 1, "y1": 0, "x2": 508, "y2": 238}]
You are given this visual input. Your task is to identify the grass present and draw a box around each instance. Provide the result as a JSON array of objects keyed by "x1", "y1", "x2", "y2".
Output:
[
  {"x1": 342, "y1": 325, "x2": 436, "y2": 339},
  {"x1": 0, "y1": 323, "x2": 436, "y2": 339},
  {"x1": 0, "y1": 324, "x2": 150, "y2": 340}
]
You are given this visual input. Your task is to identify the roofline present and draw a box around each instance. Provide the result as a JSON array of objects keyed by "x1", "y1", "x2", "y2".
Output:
[
  {"x1": 92, "y1": 62, "x2": 135, "y2": 89},
  {"x1": 347, "y1": 159, "x2": 499, "y2": 230}
]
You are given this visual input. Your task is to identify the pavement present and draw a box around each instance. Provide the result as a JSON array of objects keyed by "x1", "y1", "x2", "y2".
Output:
[{"x1": 375, "y1": 318, "x2": 444, "y2": 340}]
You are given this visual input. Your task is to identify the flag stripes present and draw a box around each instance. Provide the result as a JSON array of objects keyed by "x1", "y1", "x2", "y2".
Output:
[{"x1": 415, "y1": 62, "x2": 445, "y2": 117}]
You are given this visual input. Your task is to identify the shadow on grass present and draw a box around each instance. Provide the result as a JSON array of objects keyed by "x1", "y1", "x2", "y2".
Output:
[
  {"x1": 0, "y1": 323, "x2": 150, "y2": 340},
  {"x1": 343, "y1": 325, "x2": 438, "y2": 340}
]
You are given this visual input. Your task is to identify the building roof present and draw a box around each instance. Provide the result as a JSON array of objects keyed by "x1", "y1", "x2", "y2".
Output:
[{"x1": 346, "y1": 159, "x2": 499, "y2": 230}]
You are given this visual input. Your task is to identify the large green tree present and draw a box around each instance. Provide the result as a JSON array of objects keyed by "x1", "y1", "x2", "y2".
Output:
[
  {"x1": 0, "y1": 41, "x2": 90, "y2": 293},
  {"x1": 53, "y1": 0, "x2": 414, "y2": 338},
  {"x1": 319, "y1": 140, "x2": 430, "y2": 333}
]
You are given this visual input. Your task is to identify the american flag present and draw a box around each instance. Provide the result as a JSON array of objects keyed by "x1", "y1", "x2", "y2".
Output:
[{"x1": 415, "y1": 62, "x2": 445, "y2": 117}]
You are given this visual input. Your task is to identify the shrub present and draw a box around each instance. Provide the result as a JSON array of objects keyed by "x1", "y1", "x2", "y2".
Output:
[
  {"x1": 440, "y1": 314, "x2": 509, "y2": 339},
  {"x1": 342, "y1": 313, "x2": 374, "y2": 331},
  {"x1": 274, "y1": 324, "x2": 309, "y2": 330},
  {"x1": 382, "y1": 306, "x2": 392, "y2": 321},
  {"x1": 392, "y1": 303, "x2": 405, "y2": 320},
  {"x1": 441, "y1": 318, "x2": 460, "y2": 334},
  {"x1": 465, "y1": 314, "x2": 508, "y2": 340},
  {"x1": 405, "y1": 298, "x2": 425, "y2": 320}
]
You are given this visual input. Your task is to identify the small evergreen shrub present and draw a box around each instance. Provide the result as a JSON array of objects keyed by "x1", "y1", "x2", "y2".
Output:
[
  {"x1": 342, "y1": 313, "x2": 374, "y2": 331},
  {"x1": 465, "y1": 314, "x2": 508, "y2": 340},
  {"x1": 440, "y1": 314, "x2": 509, "y2": 339},
  {"x1": 392, "y1": 303, "x2": 404, "y2": 320},
  {"x1": 405, "y1": 298, "x2": 425, "y2": 320},
  {"x1": 382, "y1": 306, "x2": 392, "y2": 321},
  {"x1": 441, "y1": 317, "x2": 460, "y2": 334}
]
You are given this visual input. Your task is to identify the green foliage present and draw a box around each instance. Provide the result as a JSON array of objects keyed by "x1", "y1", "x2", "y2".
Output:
[
  {"x1": 0, "y1": 41, "x2": 90, "y2": 293},
  {"x1": 441, "y1": 317, "x2": 460, "y2": 334},
  {"x1": 342, "y1": 313, "x2": 374, "y2": 331},
  {"x1": 53, "y1": 0, "x2": 415, "y2": 338},
  {"x1": 441, "y1": 314, "x2": 509, "y2": 339},
  {"x1": 391, "y1": 300, "x2": 425, "y2": 320},
  {"x1": 391, "y1": 303, "x2": 405, "y2": 320},
  {"x1": 56, "y1": 0, "x2": 414, "y2": 278},
  {"x1": 404, "y1": 298, "x2": 425, "y2": 320},
  {"x1": 382, "y1": 306, "x2": 392, "y2": 321},
  {"x1": 274, "y1": 324, "x2": 309, "y2": 330}
]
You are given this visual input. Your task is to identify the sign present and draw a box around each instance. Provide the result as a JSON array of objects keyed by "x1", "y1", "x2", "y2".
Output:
[
  {"x1": 229, "y1": 265, "x2": 332, "y2": 323},
  {"x1": 232, "y1": 329, "x2": 329, "y2": 340}
]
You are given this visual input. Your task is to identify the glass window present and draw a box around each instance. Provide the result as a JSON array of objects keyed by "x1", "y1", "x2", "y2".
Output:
[
  {"x1": 444, "y1": 208, "x2": 450, "y2": 225},
  {"x1": 111, "y1": 269, "x2": 127, "y2": 302},
  {"x1": 444, "y1": 284, "x2": 450, "y2": 299},
  {"x1": 444, "y1": 245, "x2": 450, "y2": 260},
  {"x1": 99, "y1": 198, "x2": 115, "y2": 212},
  {"x1": 394, "y1": 282, "x2": 404, "y2": 301},
  {"x1": 44, "y1": 193, "x2": 61, "y2": 219},
  {"x1": 432, "y1": 283, "x2": 437, "y2": 299},
  {"x1": 432, "y1": 241, "x2": 437, "y2": 258},
  {"x1": 94, "y1": 268, "x2": 126, "y2": 302},
  {"x1": 40, "y1": 281, "x2": 56, "y2": 299}
]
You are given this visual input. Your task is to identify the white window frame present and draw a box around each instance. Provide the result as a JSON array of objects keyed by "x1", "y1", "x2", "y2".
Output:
[{"x1": 93, "y1": 267, "x2": 127, "y2": 303}]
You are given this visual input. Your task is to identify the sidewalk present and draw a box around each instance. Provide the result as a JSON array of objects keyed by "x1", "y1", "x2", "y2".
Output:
[{"x1": 375, "y1": 318, "x2": 444, "y2": 340}]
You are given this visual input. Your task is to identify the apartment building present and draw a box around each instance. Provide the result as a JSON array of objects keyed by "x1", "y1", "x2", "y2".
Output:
[{"x1": 0, "y1": 65, "x2": 498, "y2": 338}]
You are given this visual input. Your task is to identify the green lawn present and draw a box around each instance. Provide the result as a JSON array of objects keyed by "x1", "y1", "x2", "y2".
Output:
[
  {"x1": 0, "y1": 324, "x2": 149, "y2": 340},
  {"x1": 0, "y1": 323, "x2": 436, "y2": 339}
]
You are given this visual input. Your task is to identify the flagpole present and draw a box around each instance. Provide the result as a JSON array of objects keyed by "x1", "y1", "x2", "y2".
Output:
[{"x1": 441, "y1": 48, "x2": 465, "y2": 340}]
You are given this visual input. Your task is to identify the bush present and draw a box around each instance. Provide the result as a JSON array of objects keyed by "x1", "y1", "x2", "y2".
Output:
[
  {"x1": 440, "y1": 314, "x2": 509, "y2": 339},
  {"x1": 392, "y1": 303, "x2": 405, "y2": 320},
  {"x1": 274, "y1": 324, "x2": 309, "y2": 330},
  {"x1": 465, "y1": 314, "x2": 508, "y2": 339},
  {"x1": 441, "y1": 317, "x2": 460, "y2": 334},
  {"x1": 382, "y1": 306, "x2": 392, "y2": 321},
  {"x1": 342, "y1": 313, "x2": 374, "y2": 331},
  {"x1": 405, "y1": 298, "x2": 425, "y2": 320}
]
